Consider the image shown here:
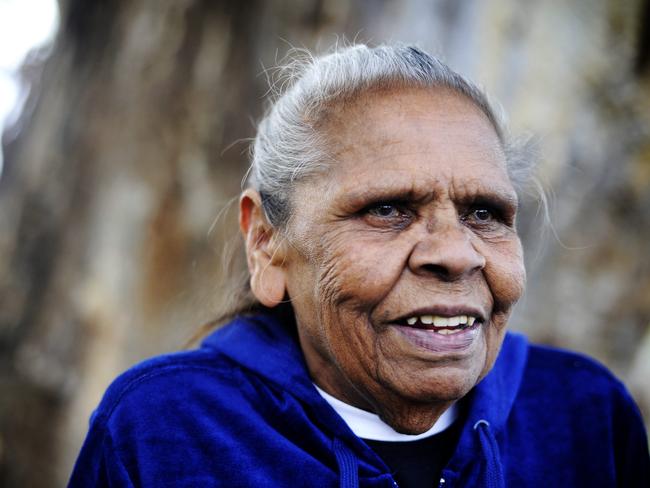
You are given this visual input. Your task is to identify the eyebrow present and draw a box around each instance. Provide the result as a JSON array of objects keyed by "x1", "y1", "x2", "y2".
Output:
[
  {"x1": 454, "y1": 188, "x2": 519, "y2": 210},
  {"x1": 335, "y1": 184, "x2": 431, "y2": 211},
  {"x1": 335, "y1": 180, "x2": 518, "y2": 212}
]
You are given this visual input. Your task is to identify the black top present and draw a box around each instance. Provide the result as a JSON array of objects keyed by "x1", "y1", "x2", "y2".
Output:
[{"x1": 363, "y1": 420, "x2": 463, "y2": 488}]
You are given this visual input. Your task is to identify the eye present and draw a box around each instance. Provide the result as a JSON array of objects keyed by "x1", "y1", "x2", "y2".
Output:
[
  {"x1": 367, "y1": 204, "x2": 402, "y2": 218},
  {"x1": 472, "y1": 208, "x2": 493, "y2": 222},
  {"x1": 463, "y1": 205, "x2": 502, "y2": 226},
  {"x1": 360, "y1": 201, "x2": 413, "y2": 229}
]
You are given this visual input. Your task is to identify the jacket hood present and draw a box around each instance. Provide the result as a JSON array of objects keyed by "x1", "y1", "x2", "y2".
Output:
[{"x1": 202, "y1": 313, "x2": 367, "y2": 445}]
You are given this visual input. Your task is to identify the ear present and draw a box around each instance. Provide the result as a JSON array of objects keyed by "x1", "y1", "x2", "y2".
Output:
[{"x1": 239, "y1": 189, "x2": 288, "y2": 307}]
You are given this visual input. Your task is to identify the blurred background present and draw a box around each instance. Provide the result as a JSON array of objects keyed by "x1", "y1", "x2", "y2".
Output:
[{"x1": 1, "y1": 0, "x2": 649, "y2": 486}]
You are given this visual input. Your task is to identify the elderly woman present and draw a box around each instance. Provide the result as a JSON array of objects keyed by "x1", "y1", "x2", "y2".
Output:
[{"x1": 69, "y1": 44, "x2": 649, "y2": 488}]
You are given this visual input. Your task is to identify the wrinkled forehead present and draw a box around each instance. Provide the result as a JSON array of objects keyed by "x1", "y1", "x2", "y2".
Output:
[
  {"x1": 319, "y1": 86, "x2": 505, "y2": 156},
  {"x1": 314, "y1": 87, "x2": 509, "y2": 188}
]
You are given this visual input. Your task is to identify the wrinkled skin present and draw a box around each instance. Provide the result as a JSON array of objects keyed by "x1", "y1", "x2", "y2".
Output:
[{"x1": 240, "y1": 87, "x2": 526, "y2": 434}]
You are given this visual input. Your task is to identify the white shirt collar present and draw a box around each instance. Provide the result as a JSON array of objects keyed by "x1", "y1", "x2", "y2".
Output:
[{"x1": 314, "y1": 384, "x2": 458, "y2": 442}]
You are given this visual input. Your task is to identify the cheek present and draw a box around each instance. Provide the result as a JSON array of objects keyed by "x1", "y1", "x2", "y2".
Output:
[
  {"x1": 286, "y1": 229, "x2": 408, "y2": 357},
  {"x1": 483, "y1": 237, "x2": 526, "y2": 316},
  {"x1": 315, "y1": 231, "x2": 409, "y2": 309},
  {"x1": 307, "y1": 233, "x2": 410, "y2": 376},
  {"x1": 472, "y1": 238, "x2": 525, "y2": 380}
]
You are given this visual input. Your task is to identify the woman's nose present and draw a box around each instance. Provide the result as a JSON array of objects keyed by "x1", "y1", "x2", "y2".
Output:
[{"x1": 408, "y1": 223, "x2": 486, "y2": 281}]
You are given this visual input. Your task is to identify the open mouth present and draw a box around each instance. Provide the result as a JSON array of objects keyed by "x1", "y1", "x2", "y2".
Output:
[{"x1": 397, "y1": 314, "x2": 482, "y2": 335}]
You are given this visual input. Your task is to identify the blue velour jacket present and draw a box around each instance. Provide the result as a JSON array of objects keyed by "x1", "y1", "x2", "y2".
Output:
[{"x1": 69, "y1": 313, "x2": 650, "y2": 487}]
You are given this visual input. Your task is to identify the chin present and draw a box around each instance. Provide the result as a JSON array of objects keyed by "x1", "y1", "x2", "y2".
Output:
[
  {"x1": 425, "y1": 375, "x2": 480, "y2": 402},
  {"x1": 385, "y1": 364, "x2": 483, "y2": 408}
]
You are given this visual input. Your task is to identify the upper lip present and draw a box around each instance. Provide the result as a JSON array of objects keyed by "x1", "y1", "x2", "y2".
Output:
[{"x1": 391, "y1": 305, "x2": 487, "y2": 324}]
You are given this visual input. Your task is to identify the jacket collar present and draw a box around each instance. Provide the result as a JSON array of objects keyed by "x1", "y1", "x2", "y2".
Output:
[{"x1": 465, "y1": 331, "x2": 529, "y2": 433}]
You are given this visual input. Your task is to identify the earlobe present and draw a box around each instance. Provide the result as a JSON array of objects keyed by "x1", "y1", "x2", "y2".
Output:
[
  {"x1": 250, "y1": 265, "x2": 287, "y2": 308},
  {"x1": 239, "y1": 189, "x2": 288, "y2": 307}
]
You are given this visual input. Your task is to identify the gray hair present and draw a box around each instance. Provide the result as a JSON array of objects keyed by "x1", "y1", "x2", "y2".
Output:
[{"x1": 249, "y1": 43, "x2": 537, "y2": 228}]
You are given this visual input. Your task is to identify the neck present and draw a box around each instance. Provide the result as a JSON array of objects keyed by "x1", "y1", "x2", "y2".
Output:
[
  {"x1": 315, "y1": 384, "x2": 458, "y2": 440},
  {"x1": 315, "y1": 376, "x2": 457, "y2": 435}
]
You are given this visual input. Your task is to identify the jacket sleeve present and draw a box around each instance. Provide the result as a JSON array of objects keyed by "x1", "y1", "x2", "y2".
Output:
[
  {"x1": 68, "y1": 422, "x2": 135, "y2": 488},
  {"x1": 611, "y1": 382, "x2": 650, "y2": 487}
]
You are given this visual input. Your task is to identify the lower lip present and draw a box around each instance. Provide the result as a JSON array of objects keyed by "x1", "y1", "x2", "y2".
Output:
[{"x1": 393, "y1": 323, "x2": 481, "y2": 354}]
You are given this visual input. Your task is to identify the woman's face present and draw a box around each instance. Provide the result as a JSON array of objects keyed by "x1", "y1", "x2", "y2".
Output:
[{"x1": 281, "y1": 88, "x2": 525, "y2": 433}]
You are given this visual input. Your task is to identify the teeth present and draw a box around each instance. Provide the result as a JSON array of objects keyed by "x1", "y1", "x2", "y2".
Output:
[
  {"x1": 405, "y1": 314, "x2": 479, "y2": 328},
  {"x1": 433, "y1": 316, "x2": 448, "y2": 327},
  {"x1": 437, "y1": 328, "x2": 463, "y2": 335}
]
